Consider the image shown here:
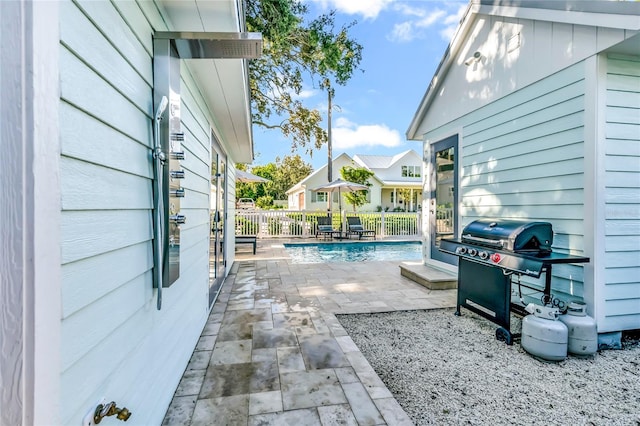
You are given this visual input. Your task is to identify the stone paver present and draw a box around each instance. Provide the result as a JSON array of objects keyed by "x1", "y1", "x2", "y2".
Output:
[{"x1": 163, "y1": 238, "x2": 456, "y2": 425}]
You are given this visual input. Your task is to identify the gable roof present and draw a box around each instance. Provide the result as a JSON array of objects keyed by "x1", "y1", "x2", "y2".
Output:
[
  {"x1": 354, "y1": 149, "x2": 420, "y2": 170},
  {"x1": 286, "y1": 153, "x2": 354, "y2": 194},
  {"x1": 406, "y1": 0, "x2": 640, "y2": 140}
]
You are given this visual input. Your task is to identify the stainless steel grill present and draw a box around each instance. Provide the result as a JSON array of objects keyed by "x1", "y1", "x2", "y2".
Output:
[{"x1": 440, "y1": 218, "x2": 589, "y2": 344}]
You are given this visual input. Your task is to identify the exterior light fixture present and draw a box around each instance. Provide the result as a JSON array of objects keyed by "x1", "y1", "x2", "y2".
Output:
[{"x1": 464, "y1": 51, "x2": 483, "y2": 66}]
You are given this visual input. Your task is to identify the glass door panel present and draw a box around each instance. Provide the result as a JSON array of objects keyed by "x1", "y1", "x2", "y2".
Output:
[
  {"x1": 429, "y1": 135, "x2": 458, "y2": 264},
  {"x1": 209, "y1": 144, "x2": 226, "y2": 307}
]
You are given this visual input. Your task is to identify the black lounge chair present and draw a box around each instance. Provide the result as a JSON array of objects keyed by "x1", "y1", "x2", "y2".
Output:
[
  {"x1": 346, "y1": 217, "x2": 375, "y2": 240},
  {"x1": 315, "y1": 216, "x2": 335, "y2": 239}
]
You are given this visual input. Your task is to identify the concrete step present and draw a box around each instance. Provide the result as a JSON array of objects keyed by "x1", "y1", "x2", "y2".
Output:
[{"x1": 399, "y1": 262, "x2": 458, "y2": 290}]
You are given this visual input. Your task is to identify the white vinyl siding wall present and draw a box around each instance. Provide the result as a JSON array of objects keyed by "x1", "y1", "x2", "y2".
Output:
[
  {"x1": 428, "y1": 62, "x2": 588, "y2": 301},
  {"x1": 59, "y1": 2, "x2": 211, "y2": 424},
  {"x1": 602, "y1": 54, "x2": 640, "y2": 331}
]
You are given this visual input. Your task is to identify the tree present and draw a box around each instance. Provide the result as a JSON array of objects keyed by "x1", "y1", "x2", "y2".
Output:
[
  {"x1": 235, "y1": 155, "x2": 313, "y2": 208},
  {"x1": 272, "y1": 155, "x2": 313, "y2": 199},
  {"x1": 246, "y1": 0, "x2": 363, "y2": 154},
  {"x1": 340, "y1": 165, "x2": 374, "y2": 211},
  {"x1": 397, "y1": 188, "x2": 413, "y2": 212}
]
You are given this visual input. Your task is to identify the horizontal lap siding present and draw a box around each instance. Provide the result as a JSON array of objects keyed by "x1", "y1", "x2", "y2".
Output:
[
  {"x1": 603, "y1": 55, "x2": 640, "y2": 331},
  {"x1": 60, "y1": 1, "x2": 211, "y2": 424},
  {"x1": 461, "y1": 63, "x2": 587, "y2": 299}
]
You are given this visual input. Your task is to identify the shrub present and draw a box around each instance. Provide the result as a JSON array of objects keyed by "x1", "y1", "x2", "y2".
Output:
[
  {"x1": 256, "y1": 195, "x2": 274, "y2": 209},
  {"x1": 267, "y1": 217, "x2": 282, "y2": 235},
  {"x1": 235, "y1": 216, "x2": 258, "y2": 235}
]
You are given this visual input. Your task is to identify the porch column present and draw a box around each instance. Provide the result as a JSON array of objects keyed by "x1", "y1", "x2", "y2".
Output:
[
  {"x1": 393, "y1": 187, "x2": 397, "y2": 209},
  {"x1": 410, "y1": 188, "x2": 414, "y2": 211}
]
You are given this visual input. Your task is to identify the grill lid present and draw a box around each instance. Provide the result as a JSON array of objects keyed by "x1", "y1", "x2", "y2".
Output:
[{"x1": 461, "y1": 219, "x2": 553, "y2": 253}]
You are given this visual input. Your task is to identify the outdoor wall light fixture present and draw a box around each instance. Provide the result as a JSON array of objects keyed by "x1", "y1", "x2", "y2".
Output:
[{"x1": 464, "y1": 51, "x2": 483, "y2": 66}]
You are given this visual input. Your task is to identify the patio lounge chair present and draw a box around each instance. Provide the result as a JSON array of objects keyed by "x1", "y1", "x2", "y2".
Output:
[
  {"x1": 347, "y1": 217, "x2": 375, "y2": 240},
  {"x1": 316, "y1": 216, "x2": 335, "y2": 239}
]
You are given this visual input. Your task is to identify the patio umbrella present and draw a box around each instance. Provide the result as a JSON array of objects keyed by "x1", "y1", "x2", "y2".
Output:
[
  {"x1": 236, "y1": 169, "x2": 270, "y2": 183},
  {"x1": 310, "y1": 178, "x2": 369, "y2": 231}
]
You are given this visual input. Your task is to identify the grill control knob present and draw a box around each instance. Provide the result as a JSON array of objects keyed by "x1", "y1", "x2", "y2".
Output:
[
  {"x1": 490, "y1": 253, "x2": 501, "y2": 263},
  {"x1": 479, "y1": 251, "x2": 489, "y2": 260},
  {"x1": 468, "y1": 248, "x2": 478, "y2": 256},
  {"x1": 456, "y1": 247, "x2": 467, "y2": 255}
]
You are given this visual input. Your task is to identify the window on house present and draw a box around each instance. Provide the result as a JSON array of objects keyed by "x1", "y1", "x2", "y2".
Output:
[
  {"x1": 401, "y1": 165, "x2": 421, "y2": 177},
  {"x1": 316, "y1": 192, "x2": 327, "y2": 202}
]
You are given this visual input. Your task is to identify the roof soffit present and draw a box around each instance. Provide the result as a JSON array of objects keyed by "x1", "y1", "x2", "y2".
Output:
[{"x1": 159, "y1": 0, "x2": 254, "y2": 163}]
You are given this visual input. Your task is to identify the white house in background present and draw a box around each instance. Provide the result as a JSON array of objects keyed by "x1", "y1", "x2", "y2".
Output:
[
  {"x1": 1, "y1": 1, "x2": 257, "y2": 424},
  {"x1": 286, "y1": 150, "x2": 423, "y2": 212},
  {"x1": 407, "y1": 0, "x2": 640, "y2": 340},
  {"x1": 354, "y1": 150, "x2": 424, "y2": 212}
]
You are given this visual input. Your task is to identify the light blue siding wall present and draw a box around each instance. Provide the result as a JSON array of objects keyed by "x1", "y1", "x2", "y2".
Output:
[
  {"x1": 59, "y1": 1, "x2": 211, "y2": 424},
  {"x1": 464, "y1": 64, "x2": 587, "y2": 300},
  {"x1": 603, "y1": 54, "x2": 640, "y2": 331},
  {"x1": 427, "y1": 63, "x2": 588, "y2": 301}
]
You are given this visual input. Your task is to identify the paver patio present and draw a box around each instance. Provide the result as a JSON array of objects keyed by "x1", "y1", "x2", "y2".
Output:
[{"x1": 163, "y1": 239, "x2": 456, "y2": 425}]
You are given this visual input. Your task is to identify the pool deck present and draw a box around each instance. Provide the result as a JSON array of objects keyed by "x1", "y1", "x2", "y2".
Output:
[{"x1": 162, "y1": 237, "x2": 457, "y2": 425}]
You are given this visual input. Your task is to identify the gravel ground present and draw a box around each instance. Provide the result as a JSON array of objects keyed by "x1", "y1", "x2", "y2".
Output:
[{"x1": 337, "y1": 308, "x2": 640, "y2": 426}]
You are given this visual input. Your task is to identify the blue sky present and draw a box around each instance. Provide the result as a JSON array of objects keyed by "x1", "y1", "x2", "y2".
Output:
[{"x1": 251, "y1": 0, "x2": 468, "y2": 170}]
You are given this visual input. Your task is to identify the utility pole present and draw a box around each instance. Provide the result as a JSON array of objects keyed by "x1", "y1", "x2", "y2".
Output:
[
  {"x1": 327, "y1": 86, "x2": 333, "y2": 183},
  {"x1": 326, "y1": 82, "x2": 334, "y2": 215}
]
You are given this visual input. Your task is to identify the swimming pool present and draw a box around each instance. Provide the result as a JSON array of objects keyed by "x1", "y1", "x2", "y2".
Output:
[{"x1": 284, "y1": 241, "x2": 422, "y2": 263}]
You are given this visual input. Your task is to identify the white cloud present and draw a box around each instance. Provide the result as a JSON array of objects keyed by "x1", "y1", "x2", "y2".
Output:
[
  {"x1": 315, "y1": 0, "x2": 394, "y2": 19},
  {"x1": 416, "y1": 9, "x2": 446, "y2": 29},
  {"x1": 332, "y1": 119, "x2": 403, "y2": 149},
  {"x1": 389, "y1": 21, "x2": 414, "y2": 43},
  {"x1": 440, "y1": 4, "x2": 467, "y2": 42},
  {"x1": 387, "y1": 2, "x2": 466, "y2": 43},
  {"x1": 292, "y1": 88, "x2": 317, "y2": 100}
]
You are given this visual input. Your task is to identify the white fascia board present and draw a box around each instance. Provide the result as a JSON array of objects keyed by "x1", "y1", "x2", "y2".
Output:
[
  {"x1": 478, "y1": 3, "x2": 640, "y2": 31},
  {"x1": 380, "y1": 181, "x2": 422, "y2": 187}
]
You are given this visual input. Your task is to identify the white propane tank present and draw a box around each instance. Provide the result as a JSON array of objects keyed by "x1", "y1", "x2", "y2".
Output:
[
  {"x1": 521, "y1": 304, "x2": 568, "y2": 361},
  {"x1": 559, "y1": 301, "x2": 598, "y2": 356}
]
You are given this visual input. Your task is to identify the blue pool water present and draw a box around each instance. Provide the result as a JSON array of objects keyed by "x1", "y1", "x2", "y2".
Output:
[{"x1": 284, "y1": 241, "x2": 422, "y2": 263}]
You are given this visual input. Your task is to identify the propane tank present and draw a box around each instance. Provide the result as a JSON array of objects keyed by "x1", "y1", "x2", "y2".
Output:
[
  {"x1": 521, "y1": 303, "x2": 568, "y2": 361},
  {"x1": 559, "y1": 301, "x2": 598, "y2": 356}
]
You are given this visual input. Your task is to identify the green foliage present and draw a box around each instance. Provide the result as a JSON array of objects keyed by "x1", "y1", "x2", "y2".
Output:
[
  {"x1": 256, "y1": 195, "x2": 274, "y2": 209},
  {"x1": 273, "y1": 155, "x2": 313, "y2": 198},
  {"x1": 237, "y1": 154, "x2": 312, "y2": 205},
  {"x1": 246, "y1": 0, "x2": 363, "y2": 154},
  {"x1": 396, "y1": 188, "x2": 413, "y2": 212},
  {"x1": 267, "y1": 217, "x2": 282, "y2": 235},
  {"x1": 235, "y1": 216, "x2": 259, "y2": 235},
  {"x1": 383, "y1": 214, "x2": 418, "y2": 234},
  {"x1": 340, "y1": 165, "x2": 374, "y2": 211},
  {"x1": 289, "y1": 220, "x2": 303, "y2": 236}
]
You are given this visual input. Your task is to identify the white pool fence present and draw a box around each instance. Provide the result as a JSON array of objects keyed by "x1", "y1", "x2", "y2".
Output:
[{"x1": 235, "y1": 210, "x2": 422, "y2": 238}]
